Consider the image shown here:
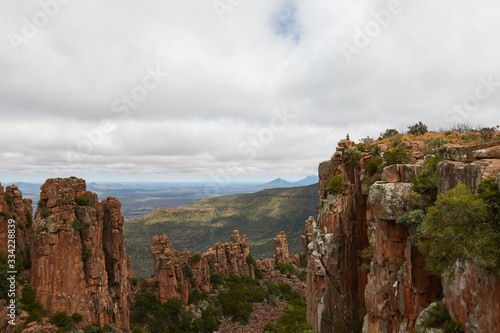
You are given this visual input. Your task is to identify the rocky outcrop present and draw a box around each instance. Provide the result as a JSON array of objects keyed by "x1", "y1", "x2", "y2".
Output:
[
  {"x1": 443, "y1": 260, "x2": 500, "y2": 333},
  {"x1": 437, "y1": 160, "x2": 482, "y2": 194},
  {"x1": 0, "y1": 183, "x2": 33, "y2": 262},
  {"x1": 364, "y1": 182, "x2": 442, "y2": 332},
  {"x1": 305, "y1": 139, "x2": 369, "y2": 333},
  {"x1": 203, "y1": 230, "x2": 255, "y2": 279},
  {"x1": 274, "y1": 231, "x2": 290, "y2": 263},
  {"x1": 151, "y1": 234, "x2": 210, "y2": 305},
  {"x1": 473, "y1": 145, "x2": 500, "y2": 159},
  {"x1": 152, "y1": 230, "x2": 254, "y2": 305},
  {"x1": 381, "y1": 164, "x2": 421, "y2": 183},
  {"x1": 30, "y1": 178, "x2": 132, "y2": 330}
]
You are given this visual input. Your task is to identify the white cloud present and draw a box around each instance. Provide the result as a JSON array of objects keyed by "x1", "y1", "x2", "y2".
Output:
[{"x1": 1, "y1": 0, "x2": 500, "y2": 182}]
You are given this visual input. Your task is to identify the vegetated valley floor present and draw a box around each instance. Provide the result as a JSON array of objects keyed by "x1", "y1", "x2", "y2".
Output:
[{"x1": 124, "y1": 183, "x2": 318, "y2": 277}]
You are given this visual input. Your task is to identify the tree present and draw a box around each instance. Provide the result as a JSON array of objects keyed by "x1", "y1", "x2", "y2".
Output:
[
  {"x1": 419, "y1": 185, "x2": 500, "y2": 275},
  {"x1": 407, "y1": 121, "x2": 428, "y2": 135}
]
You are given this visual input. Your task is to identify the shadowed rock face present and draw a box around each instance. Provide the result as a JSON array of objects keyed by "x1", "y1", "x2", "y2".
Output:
[
  {"x1": 152, "y1": 230, "x2": 254, "y2": 305},
  {"x1": 305, "y1": 139, "x2": 370, "y2": 333},
  {"x1": 30, "y1": 178, "x2": 132, "y2": 330}
]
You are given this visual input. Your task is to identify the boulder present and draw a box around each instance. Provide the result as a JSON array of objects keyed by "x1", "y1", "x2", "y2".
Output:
[
  {"x1": 368, "y1": 182, "x2": 413, "y2": 221},
  {"x1": 400, "y1": 141, "x2": 428, "y2": 153},
  {"x1": 439, "y1": 144, "x2": 467, "y2": 162},
  {"x1": 437, "y1": 160, "x2": 482, "y2": 194},
  {"x1": 473, "y1": 145, "x2": 500, "y2": 159},
  {"x1": 382, "y1": 164, "x2": 421, "y2": 183}
]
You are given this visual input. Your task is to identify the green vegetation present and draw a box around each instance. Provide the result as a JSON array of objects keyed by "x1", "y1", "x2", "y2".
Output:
[
  {"x1": 49, "y1": 311, "x2": 75, "y2": 331},
  {"x1": 124, "y1": 184, "x2": 318, "y2": 277},
  {"x1": 478, "y1": 127, "x2": 496, "y2": 142},
  {"x1": 72, "y1": 218, "x2": 91, "y2": 238},
  {"x1": 409, "y1": 157, "x2": 441, "y2": 211},
  {"x1": 263, "y1": 283, "x2": 311, "y2": 332},
  {"x1": 407, "y1": 121, "x2": 428, "y2": 135},
  {"x1": 20, "y1": 284, "x2": 46, "y2": 324},
  {"x1": 82, "y1": 244, "x2": 92, "y2": 262},
  {"x1": 421, "y1": 302, "x2": 464, "y2": 333},
  {"x1": 419, "y1": 184, "x2": 500, "y2": 275},
  {"x1": 75, "y1": 194, "x2": 93, "y2": 206},
  {"x1": 477, "y1": 177, "x2": 500, "y2": 227},
  {"x1": 396, "y1": 209, "x2": 425, "y2": 229},
  {"x1": 189, "y1": 252, "x2": 202, "y2": 262},
  {"x1": 342, "y1": 148, "x2": 361, "y2": 165},
  {"x1": 383, "y1": 147, "x2": 411, "y2": 165},
  {"x1": 326, "y1": 175, "x2": 344, "y2": 195},
  {"x1": 379, "y1": 128, "x2": 399, "y2": 139},
  {"x1": 40, "y1": 207, "x2": 50, "y2": 219},
  {"x1": 428, "y1": 137, "x2": 450, "y2": 149},
  {"x1": 246, "y1": 253, "x2": 263, "y2": 279}
]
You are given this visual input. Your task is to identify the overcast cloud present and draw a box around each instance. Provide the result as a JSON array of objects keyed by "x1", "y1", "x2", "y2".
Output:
[{"x1": 1, "y1": 0, "x2": 499, "y2": 183}]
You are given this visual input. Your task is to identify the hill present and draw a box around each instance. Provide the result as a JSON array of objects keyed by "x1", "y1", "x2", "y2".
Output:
[{"x1": 124, "y1": 183, "x2": 318, "y2": 277}]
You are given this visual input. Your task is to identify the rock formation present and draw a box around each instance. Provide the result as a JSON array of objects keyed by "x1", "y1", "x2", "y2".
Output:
[
  {"x1": 30, "y1": 178, "x2": 132, "y2": 330},
  {"x1": 305, "y1": 138, "x2": 500, "y2": 333},
  {"x1": 152, "y1": 230, "x2": 254, "y2": 305},
  {"x1": 151, "y1": 234, "x2": 210, "y2": 304},
  {"x1": 0, "y1": 183, "x2": 33, "y2": 262},
  {"x1": 305, "y1": 139, "x2": 369, "y2": 332}
]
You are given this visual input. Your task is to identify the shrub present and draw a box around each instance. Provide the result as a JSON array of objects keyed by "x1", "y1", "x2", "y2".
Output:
[
  {"x1": 383, "y1": 147, "x2": 411, "y2": 165},
  {"x1": 419, "y1": 185, "x2": 500, "y2": 275},
  {"x1": 182, "y1": 263, "x2": 194, "y2": 277},
  {"x1": 359, "y1": 245, "x2": 374, "y2": 260},
  {"x1": 407, "y1": 121, "x2": 428, "y2": 135},
  {"x1": 246, "y1": 253, "x2": 263, "y2": 279},
  {"x1": 342, "y1": 148, "x2": 361, "y2": 165},
  {"x1": 49, "y1": 311, "x2": 75, "y2": 330},
  {"x1": 82, "y1": 244, "x2": 92, "y2": 262},
  {"x1": 355, "y1": 142, "x2": 367, "y2": 152},
  {"x1": 478, "y1": 127, "x2": 496, "y2": 142},
  {"x1": 327, "y1": 175, "x2": 344, "y2": 195},
  {"x1": 75, "y1": 195, "x2": 93, "y2": 206},
  {"x1": 72, "y1": 219, "x2": 91, "y2": 238},
  {"x1": 396, "y1": 209, "x2": 425, "y2": 229},
  {"x1": 379, "y1": 128, "x2": 399, "y2": 139},
  {"x1": 450, "y1": 123, "x2": 473, "y2": 133},
  {"x1": 40, "y1": 208, "x2": 50, "y2": 219},
  {"x1": 189, "y1": 252, "x2": 202, "y2": 262},
  {"x1": 275, "y1": 261, "x2": 296, "y2": 277},
  {"x1": 410, "y1": 157, "x2": 441, "y2": 211},
  {"x1": 422, "y1": 302, "x2": 451, "y2": 329},
  {"x1": 443, "y1": 321, "x2": 465, "y2": 333},
  {"x1": 71, "y1": 313, "x2": 83, "y2": 322},
  {"x1": 363, "y1": 157, "x2": 382, "y2": 176},
  {"x1": 477, "y1": 177, "x2": 500, "y2": 228},
  {"x1": 428, "y1": 137, "x2": 450, "y2": 149}
]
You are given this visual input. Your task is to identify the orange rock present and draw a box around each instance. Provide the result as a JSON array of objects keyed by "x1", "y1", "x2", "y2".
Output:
[{"x1": 30, "y1": 178, "x2": 132, "y2": 331}]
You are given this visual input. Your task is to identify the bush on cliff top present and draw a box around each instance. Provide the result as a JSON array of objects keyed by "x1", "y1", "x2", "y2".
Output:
[
  {"x1": 383, "y1": 146, "x2": 411, "y2": 165},
  {"x1": 75, "y1": 194, "x2": 93, "y2": 206},
  {"x1": 418, "y1": 184, "x2": 500, "y2": 276},
  {"x1": 407, "y1": 121, "x2": 428, "y2": 136}
]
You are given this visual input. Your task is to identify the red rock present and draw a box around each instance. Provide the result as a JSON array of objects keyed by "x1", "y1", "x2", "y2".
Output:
[
  {"x1": 439, "y1": 144, "x2": 468, "y2": 162},
  {"x1": 274, "y1": 231, "x2": 291, "y2": 263},
  {"x1": 30, "y1": 178, "x2": 132, "y2": 331},
  {"x1": 400, "y1": 141, "x2": 428, "y2": 152},
  {"x1": 444, "y1": 260, "x2": 500, "y2": 333},
  {"x1": 437, "y1": 160, "x2": 482, "y2": 194}
]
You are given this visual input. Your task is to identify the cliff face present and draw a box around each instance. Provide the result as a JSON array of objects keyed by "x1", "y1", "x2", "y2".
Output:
[
  {"x1": 305, "y1": 139, "x2": 500, "y2": 333},
  {"x1": 152, "y1": 230, "x2": 254, "y2": 305},
  {"x1": 30, "y1": 178, "x2": 132, "y2": 330},
  {"x1": 0, "y1": 183, "x2": 33, "y2": 261},
  {"x1": 305, "y1": 139, "x2": 369, "y2": 333}
]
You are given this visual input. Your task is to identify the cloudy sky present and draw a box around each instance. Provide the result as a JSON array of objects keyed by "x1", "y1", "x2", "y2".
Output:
[{"x1": 1, "y1": 0, "x2": 499, "y2": 183}]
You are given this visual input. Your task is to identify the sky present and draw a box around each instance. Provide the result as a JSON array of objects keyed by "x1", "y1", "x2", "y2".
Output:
[{"x1": 1, "y1": 0, "x2": 500, "y2": 183}]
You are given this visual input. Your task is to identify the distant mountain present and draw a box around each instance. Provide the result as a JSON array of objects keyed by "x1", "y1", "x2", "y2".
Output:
[
  {"x1": 256, "y1": 178, "x2": 293, "y2": 189},
  {"x1": 292, "y1": 175, "x2": 319, "y2": 186},
  {"x1": 87, "y1": 183, "x2": 115, "y2": 191},
  {"x1": 124, "y1": 183, "x2": 318, "y2": 277}
]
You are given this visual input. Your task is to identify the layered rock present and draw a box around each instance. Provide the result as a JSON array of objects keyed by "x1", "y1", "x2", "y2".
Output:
[
  {"x1": 437, "y1": 161, "x2": 482, "y2": 194},
  {"x1": 203, "y1": 230, "x2": 255, "y2": 279},
  {"x1": 0, "y1": 183, "x2": 33, "y2": 261},
  {"x1": 274, "y1": 231, "x2": 290, "y2": 263},
  {"x1": 152, "y1": 230, "x2": 254, "y2": 305},
  {"x1": 364, "y1": 182, "x2": 441, "y2": 332},
  {"x1": 443, "y1": 260, "x2": 500, "y2": 333},
  {"x1": 151, "y1": 234, "x2": 210, "y2": 305},
  {"x1": 305, "y1": 139, "x2": 369, "y2": 333},
  {"x1": 30, "y1": 178, "x2": 132, "y2": 330}
]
